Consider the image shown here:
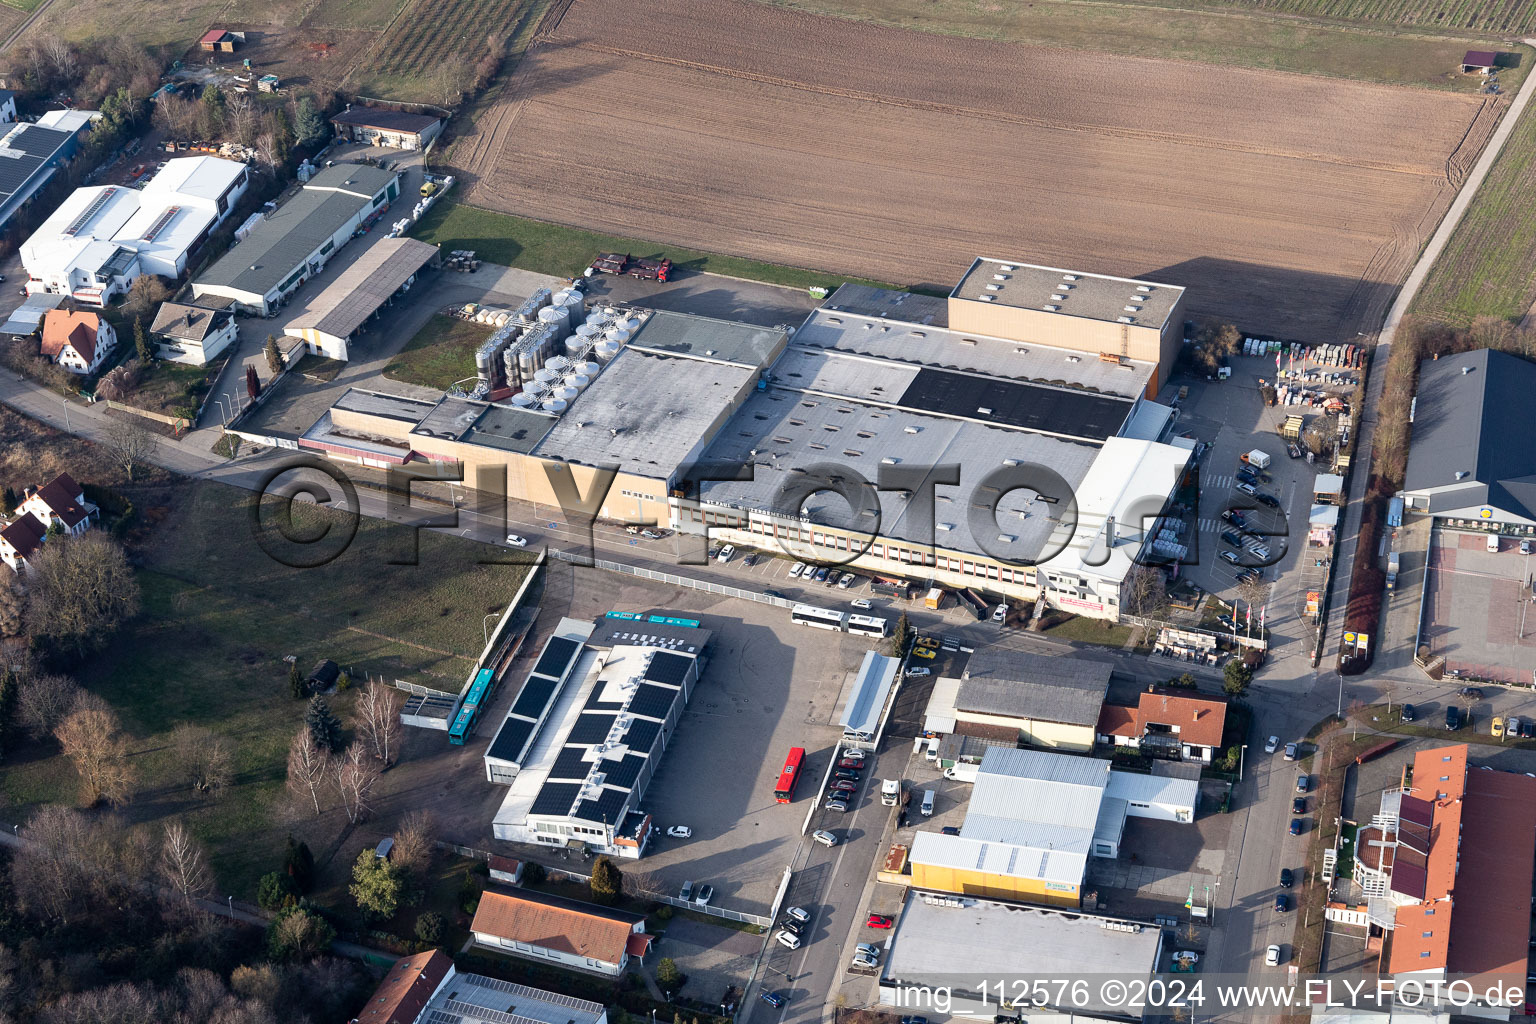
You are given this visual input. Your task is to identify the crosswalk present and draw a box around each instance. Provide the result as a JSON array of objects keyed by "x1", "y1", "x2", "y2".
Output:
[{"x1": 1206, "y1": 473, "x2": 1235, "y2": 489}]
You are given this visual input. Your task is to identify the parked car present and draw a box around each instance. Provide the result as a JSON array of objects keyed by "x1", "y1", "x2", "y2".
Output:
[
  {"x1": 695, "y1": 884, "x2": 713, "y2": 906},
  {"x1": 1508, "y1": 715, "x2": 1522, "y2": 738},
  {"x1": 813, "y1": 829, "x2": 840, "y2": 848},
  {"x1": 1524, "y1": 539, "x2": 1534, "y2": 555},
  {"x1": 1266, "y1": 945, "x2": 1283, "y2": 967},
  {"x1": 814, "y1": 566, "x2": 830, "y2": 582},
  {"x1": 1221, "y1": 509, "x2": 1247, "y2": 526},
  {"x1": 1292, "y1": 797, "x2": 1307, "y2": 814},
  {"x1": 1287, "y1": 442, "x2": 1303, "y2": 459},
  {"x1": 777, "y1": 930, "x2": 801, "y2": 950},
  {"x1": 857, "y1": 943, "x2": 881, "y2": 959},
  {"x1": 1283, "y1": 742, "x2": 1298, "y2": 761},
  {"x1": 825, "y1": 798, "x2": 849, "y2": 812},
  {"x1": 505, "y1": 534, "x2": 528, "y2": 547},
  {"x1": 1459, "y1": 686, "x2": 1485, "y2": 701},
  {"x1": 1236, "y1": 468, "x2": 1259, "y2": 485},
  {"x1": 1522, "y1": 719, "x2": 1534, "y2": 739},
  {"x1": 784, "y1": 907, "x2": 810, "y2": 925},
  {"x1": 780, "y1": 917, "x2": 805, "y2": 936},
  {"x1": 1264, "y1": 736, "x2": 1279, "y2": 754},
  {"x1": 1220, "y1": 551, "x2": 1241, "y2": 565},
  {"x1": 906, "y1": 666, "x2": 931, "y2": 677},
  {"x1": 1289, "y1": 819, "x2": 1304, "y2": 836},
  {"x1": 914, "y1": 647, "x2": 936, "y2": 659},
  {"x1": 1296, "y1": 774, "x2": 1309, "y2": 793},
  {"x1": 789, "y1": 563, "x2": 806, "y2": 578},
  {"x1": 837, "y1": 573, "x2": 856, "y2": 589},
  {"x1": 842, "y1": 749, "x2": 866, "y2": 761},
  {"x1": 742, "y1": 553, "x2": 757, "y2": 567},
  {"x1": 838, "y1": 758, "x2": 862, "y2": 769},
  {"x1": 679, "y1": 881, "x2": 694, "y2": 901},
  {"x1": 915, "y1": 636, "x2": 941, "y2": 649},
  {"x1": 830, "y1": 780, "x2": 858, "y2": 793},
  {"x1": 1279, "y1": 868, "x2": 1293, "y2": 888},
  {"x1": 666, "y1": 826, "x2": 692, "y2": 838},
  {"x1": 716, "y1": 544, "x2": 735, "y2": 564},
  {"x1": 640, "y1": 529, "x2": 662, "y2": 540},
  {"x1": 866, "y1": 915, "x2": 894, "y2": 929},
  {"x1": 851, "y1": 598, "x2": 873, "y2": 609},
  {"x1": 1236, "y1": 567, "x2": 1263, "y2": 584},
  {"x1": 900, "y1": 1017, "x2": 929, "y2": 1024},
  {"x1": 1493, "y1": 715, "x2": 1506, "y2": 739},
  {"x1": 834, "y1": 769, "x2": 861, "y2": 781},
  {"x1": 1400, "y1": 703, "x2": 1416, "y2": 722},
  {"x1": 1221, "y1": 530, "x2": 1243, "y2": 548},
  {"x1": 940, "y1": 826, "x2": 961, "y2": 836},
  {"x1": 851, "y1": 954, "x2": 879, "y2": 970},
  {"x1": 1256, "y1": 493, "x2": 1281, "y2": 508},
  {"x1": 761, "y1": 992, "x2": 786, "y2": 1009},
  {"x1": 1446, "y1": 705, "x2": 1463, "y2": 731},
  {"x1": 1236, "y1": 481, "x2": 1258, "y2": 496}
]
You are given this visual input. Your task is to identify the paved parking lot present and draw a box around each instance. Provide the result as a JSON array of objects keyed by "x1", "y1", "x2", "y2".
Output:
[{"x1": 1421, "y1": 526, "x2": 1536, "y2": 684}]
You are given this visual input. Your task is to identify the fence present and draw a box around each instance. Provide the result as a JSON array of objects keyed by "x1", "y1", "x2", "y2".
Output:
[
  {"x1": 101, "y1": 398, "x2": 188, "y2": 432},
  {"x1": 547, "y1": 549, "x2": 795, "y2": 609}
]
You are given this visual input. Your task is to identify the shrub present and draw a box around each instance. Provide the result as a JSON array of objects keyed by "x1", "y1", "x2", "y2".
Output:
[
  {"x1": 258, "y1": 870, "x2": 299, "y2": 911},
  {"x1": 415, "y1": 911, "x2": 445, "y2": 944}
]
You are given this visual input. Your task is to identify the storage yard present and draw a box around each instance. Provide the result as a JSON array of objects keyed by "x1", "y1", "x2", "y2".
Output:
[{"x1": 452, "y1": 0, "x2": 1502, "y2": 341}]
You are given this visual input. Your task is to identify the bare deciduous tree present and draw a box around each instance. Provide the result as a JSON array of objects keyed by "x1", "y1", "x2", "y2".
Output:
[
  {"x1": 331, "y1": 745, "x2": 380, "y2": 824},
  {"x1": 38, "y1": 33, "x2": 76, "y2": 83},
  {"x1": 151, "y1": 92, "x2": 198, "y2": 139},
  {"x1": 160, "y1": 821, "x2": 213, "y2": 907},
  {"x1": 226, "y1": 90, "x2": 257, "y2": 147},
  {"x1": 55, "y1": 705, "x2": 136, "y2": 807},
  {"x1": 16, "y1": 672, "x2": 81, "y2": 740},
  {"x1": 25, "y1": 533, "x2": 141, "y2": 654},
  {"x1": 0, "y1": 570, "x2": 24, "y2": 637},
  {"x1": 391, "y1": 810, "x2": 435, "y2": 877},
  {"x1": 9, "y1": 804, "x2": 92, "y2": 920},
  {"x1": 100, "y1": 414, "x2": 161, "y2": 482},
  {"x1": 286, "y1": 728, "x2": 330, "y2": 817},
  {"x1": 171, "y1": 723, "x2": 234, "y2": 795},
  {"x1": 356, "y1": 680, "x2": 403, "y2": 765},
  {"x1": 1123, "y1": 564, "x2": 1169, "y2": 622}
]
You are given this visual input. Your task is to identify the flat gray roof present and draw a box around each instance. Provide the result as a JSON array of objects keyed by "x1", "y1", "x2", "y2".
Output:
[
  {"x1": 885, "y1": 894, "x2": 1162, "y2": 1006},
  {"x1": 821, "y1": 283, "x2": 949, "y2": 326},
  {"x1": 841, "y1": 651, "x2": 899, "y2": 736},
  {"x1": 959, "y1": 649, "x2": 1112, "y2": 727},
  {"x1": 196, "y1": 165, "x2": 397, "y2": 297},
  {"x1": 466, "y1": 405, "x2": 557, "y2": 454},
  {"x1": 285, "y1": 237, "x2": 437, "y2": 340},
  {"x1": 628, "y1": 308, "x2": 786, "y2": 368},
  {"x1": 333, "y1": 387, "x2": 438, "y2": 423},
  {"x1": 533, "y1": 347, "x2": 757, "y2": 481},
  {"x1": 696, "y1": 388, "x2": 1098, "y2": 562},
  {"x1": 794, "y1": 303, "x2": 1155, "y2": 400},
  {"x1": 951, "y1": 258, "x2": 1184, "y2": 330}
]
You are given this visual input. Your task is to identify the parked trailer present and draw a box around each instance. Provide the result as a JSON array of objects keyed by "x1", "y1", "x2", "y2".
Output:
[
  {"x1": 587, "y1": 252, "x2": 630, "y2": 276},
  {"x1": 629, "y1": 256, "x2": 672, "y2": 282}
]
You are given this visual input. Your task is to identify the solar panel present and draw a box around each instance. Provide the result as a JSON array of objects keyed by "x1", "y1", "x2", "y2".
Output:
[
  {"x1": 424, "y1": 1011, "x2": 464, "y2": 1024},
  {"x1": 511, "y1": 676, "x2": 559, "y2": 719},
  {"x1": 623, "y1": 719, "x2": 661, "y2": 752},
  {"x1": 445, "y1": 1000, "x2": 519, "y2": 1024},
  {"x1": 63, "y1": 187, "x2": 117, "y2": 237},
  {"x1": 643, "y1": 651, "x2": 693, "y2": 686},
  {"x1": 529, "y1": 782, "x2": 582, "y2": 816},
  {"x1": 566, "y1": 713, "x2": 616, "y2": 745},
  {"x1": 533, "y1": 636, "x2": 581, "y2": 678},
  {"x1": 547, "y1": 746, "x2": 595, "y2": 781},
  {"x1": 139, "y1": 204, "x2": 181, "y2": 242},
  {"x1": 486, "y1": 716, "x2": 535, "y2": 763}
]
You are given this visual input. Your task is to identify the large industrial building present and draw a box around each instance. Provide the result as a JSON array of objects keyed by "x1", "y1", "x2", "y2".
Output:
[
  {"x1": 283, "y1": 236, "x2": 438, "y2": 360},
  {"x1": 878, "y1": 892, "x2": 1164, "y2": 1020},
  {"x1": 921, "y1": 649, "x2": 1112, "y2": 752},
  {"x1": 0, "y1": 114, "x2": 99, "y2": 233},
  {"x1": 298, "y1": 258, "x2": 1195, "y2": 621},
  {"x1": 193, "y1": 163, "x2": 400, "y2": 316},
  {"x1": 907, "y1": 747, "x2": 1196, "y2": 907},
  {"x1": 20, "y1": 156, "x2": 249, "y2": 305},
  {"x1": 483, "y1": 614, "x2": 709, "y2": 859}
]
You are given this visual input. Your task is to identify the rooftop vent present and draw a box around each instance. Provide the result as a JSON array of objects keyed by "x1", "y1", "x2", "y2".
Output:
[
  {"x1": 1014, "y1": 347, "x2": 1029, "y2": 355},
  {"x1": 903, "y1": 425, "x2": 921, "y2": 434},
  {"x1": 992, "y1": 273, "x2": 1009, "y2": 281},
  {"x1": 937, "y1": 522, "x2": 954, "y2": 532},
  {"x1": 1050, "y1": 293, "x2": 1065, "y2": 301},
  {"x1": 977, "y1": 407, "x2": 993, "y2": 415},
  {"x1": 978, "y1": 295, "x2": 995, "y2": 302},
  {"x1": 1000, "y1": 264, "x2": 1017, "y2": 271},
  {"x1": 1062, "y1": 274, "x2": 1079, "y2": 281},
  {"x1": 881, "y1": 456, "x2": 900, "y2": 465},
  {"x1": 1066, "y1": 355, "x2": 1081, "y2": 363},
  {"x1": 997, "y1": 534, "x2": 1016, "y2": 543},
  {"x1": 827, "y1": 316, "x2": 842, "y2": 324},
  {"x1": 1462, "y1": 366, "x2": 1472, "y2": 374},
  {"x1": 1060, "y1": 283, "x2": 1075, "y2": 290},
  {"x1": 1042, "y1": 304, "x2": 1059, "y2": 312},
  {"x1": 1455, "y1": 471, "x2": 1467, "y2": 480},
  {"x1": 960, "y1": 338, "x2": 977, "y2": 347},
  {"x1": 913, "y1": 331, "x2": 925, "y2": 338},
  {"x1": 1137, "y1": 285, "x2": 1153, "y2": 293},
  {"x1": 1124, "y1": 305, "x2": 1141, "y2": 312},
  {"x1": 1002, "y1": 458, "x2": 1019, "y2": 466},
  {"x1": 985, "y1": 284, "x2": 1001, "y2": 292},
  {"x1": 1117, "y1": 316, "x2": 1134, "y2": 324}
]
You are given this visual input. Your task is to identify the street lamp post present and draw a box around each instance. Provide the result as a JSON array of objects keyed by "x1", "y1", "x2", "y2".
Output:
[
  {"x1": 227, "y1": 895, "x2": 234, "y2": 921},
  {"x1": 483, "y1": 613, "x2": 498, "y2": 646},
  {"x1": 1238, "y1": 743, "x2": 1247, "y2": 782},
  {"x1": 60, "y1": 398, "x2": 71, "y2": 431}
]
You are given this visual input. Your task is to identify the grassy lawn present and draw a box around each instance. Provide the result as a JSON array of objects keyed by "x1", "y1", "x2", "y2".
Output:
[
  {"x1": 411, "y1": 199, "x2": 900, "y2": 293},
  {"x1": 291, "y1": 353, "x2": 347, "y2": 382},
  {"x1": 1412, "y1": 96, "x2": 1536, "y2": 327},
  {"x1": 755, "y1": 0, "x2": 1533, "y2": 91},
  {"x1": 382, "y1": 314, "x2": 491, "y2": 391},
  {"x1": 1, "y1": 478, "x2": 531, "y2": 897},
  {"x1": 1039, "y1": 612, "x2": 1137, "y2": 649},
  {"x1": 120, "y1": 357, "x2": 222, "y2": 419}
]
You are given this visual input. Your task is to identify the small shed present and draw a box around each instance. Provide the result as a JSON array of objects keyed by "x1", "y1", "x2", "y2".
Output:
[
  {"x1": 201, "y1": 29, "x2": 234, "y2": 52},
  {"x1": 1309, "y1": 504, "x2": 1340, "y2": 547},
  {"x1": 489, "y1": 855, "x2": 523, "y2": 885},
  {"x1": 307, "y1": 659, "x2": 340, "y2": 689},
  {"x1": 1314, "y1": 473, "x2": 1344, "y2": 505},
  {"x1": 374, "y1": 838, "x2": 393, "y2": 861},
  {"x1": 1462, "y1": 50, "x2": 1500, "y2": 74},
  {"x1": 257, "y1": 74, "x2": 280, "y2": 93}
]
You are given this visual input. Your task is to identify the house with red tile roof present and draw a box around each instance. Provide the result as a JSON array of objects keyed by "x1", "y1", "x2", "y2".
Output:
[
  {"x1": 470, "y1": 887, "x2": 651, "y2": 977},
  {"x1": 1096, "y1": 687, "x2": 1228, "y2": 762},
  {"x1": 39, "y1": 309, "x2": 115, "y2": 374},
  {"x1": 19, "y1": 472, "x2": 96, "y2": 537},
  {"x1": 0, "y1": 511, "x2": 46, "y2": 572},
  {"x1": 349, "y1": 951, "x2": 608, "y2": 1024},
  {"x1": 350, "y1": 950, "x2": 451, "y2": 1024},
  {"x1": 1335, "y1": 745, "x2": 1536, "y2": 1016}
]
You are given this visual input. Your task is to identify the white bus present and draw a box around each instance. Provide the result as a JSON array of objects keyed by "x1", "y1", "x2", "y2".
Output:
[
  {"x1": 845, "y1": 614, "x2": 890, "y2": 638},
  {"x1": 791, "y1": 604, "x2": 847, "y2": 631}
]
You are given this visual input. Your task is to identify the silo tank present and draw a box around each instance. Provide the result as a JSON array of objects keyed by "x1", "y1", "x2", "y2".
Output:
[
  {"x1": 510, "y1": 393, "x2": 536, "y2": 408},
  {"x1": 541, "y1": 398, "x2": 568, "y2": 414},
  {"x1": 604, "y1": 327, "x2": 631, "y2": 344},
  {"x1": 567, "y1": 373, "x2": 590, "y2": 389}
]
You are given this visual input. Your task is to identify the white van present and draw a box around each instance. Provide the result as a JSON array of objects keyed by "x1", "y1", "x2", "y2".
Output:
[
  {"x1": 920, "y1": 790, "x2": 935, "y2": 816},
  {"x1": 1488, "y1": 534, "x2": 1501, "y2": 553},
  {"x1": 777, "y1": 930, "x2": 802, "y2": 950}
]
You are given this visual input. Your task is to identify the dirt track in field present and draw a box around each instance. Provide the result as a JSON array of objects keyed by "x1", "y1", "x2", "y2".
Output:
[{"x1": 450, "y1": 0, "x2": 1500, "y2": 340}]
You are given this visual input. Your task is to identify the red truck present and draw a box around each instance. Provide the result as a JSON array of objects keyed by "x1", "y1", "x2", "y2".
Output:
[{"x1": 628, "y1": 256, "x2": 672, "y2": 282}]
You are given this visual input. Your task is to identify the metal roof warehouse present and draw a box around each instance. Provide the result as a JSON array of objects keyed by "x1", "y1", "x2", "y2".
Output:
[
  {"x1": 283, "y1": 236, "x2": 439, "y2": 360},
  {"x1": 192, "y1": 163, "x2": 400, "y2": 316}
]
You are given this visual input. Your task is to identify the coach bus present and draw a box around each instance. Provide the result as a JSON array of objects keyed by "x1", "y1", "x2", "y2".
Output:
[
  {"x1": 774, "y1": 747, "x2": 806, "y2": 803},
  {"x1": 845, "y1": 614, "x2": 890, "y2": 638},
  {"x1": 791, "y1": 604, "x2": 847, "y2": 631}
]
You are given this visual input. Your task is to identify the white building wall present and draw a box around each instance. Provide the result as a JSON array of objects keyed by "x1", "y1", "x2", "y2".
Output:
[{"x1": 471, "y1": 932, "x2": 623, "y2": 976}]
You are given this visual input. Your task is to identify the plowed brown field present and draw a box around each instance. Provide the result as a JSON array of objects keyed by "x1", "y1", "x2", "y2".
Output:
[{"x1": 453, "y1": 0, "x2": 1500, "y2": 339}]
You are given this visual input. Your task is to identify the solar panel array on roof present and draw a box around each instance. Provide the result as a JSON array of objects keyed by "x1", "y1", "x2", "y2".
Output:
[
  {"x1": 485, "y1": 717, "x2": 535, "y2": 763},
  {"x1": 547, "y1": 746, "x2": 596, "y2": 781},
  {"x1": 584, "y1": 687, "x2": 625, "y2": 712},
  {"x1": 624, "y1": 719, "x2": 662, "y2": 752},
  {"x1": 567, "y1": 714, "x2": 616, "y2": 745},
  {"x1": 601, "y1": 754, "x2": 646, "y2": 790},
  {"x1": 534, "y1": 636, "x2": 581, "y2": 678},
  {"x1": 511, "y1": 676, "x2": 560, "y2": 719},
  {"x1": 644, "y1": 651, "x2": 694, "y2": 686},
  {"x1": 628, "y1": 683, "x2": 681, "y2": 721},
  {"x1": 574, "y1": 788, "x2": 629, "y2": 826},
  {"x1": 529, "y1": 782, "x2": 583, "y2": 816},
  {"x1": 898, "y1": 367, "x2": 1132, "y2": 441}
]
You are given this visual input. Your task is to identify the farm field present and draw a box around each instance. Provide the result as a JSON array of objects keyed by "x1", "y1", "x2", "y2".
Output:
[
  {"x1": 751, "y1": 0, "x2": 1533, "y2": 91},
  {"x1": 1115, "y1": 0, "x2": 1536, "y2": 34},
  {"x1": 1411, "y1": 99, "x2": 1536, "y2": 327},
  {"x1": 350, "y1": 0, "x2": 546, "y2": 103},
  {"x1": 0, "y1": 479, "x2": 530, "y2": 895},
  {"x1": 452, "y1": 0, "x2": 1503, "y2": 341},
  {"x1": 384, "y1": 312, "x2": 492, "y2": 391}
]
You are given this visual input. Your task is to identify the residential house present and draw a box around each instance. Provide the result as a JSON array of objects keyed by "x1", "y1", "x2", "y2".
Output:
[
  {"x1": 349, "y1": 950, "x2": 608, "y2": 1024},
  {"x1": 19, "y1": 472, "x2": 97, "y2": 537},
  {"x1": 469, "y1": 888, "x2": 652, "y2": 977},
  {"x1": 0, "y1": 512, "x2": 46, "y2": 572},
  {"x1": 150, "y1": 301, "x2": 238, "y2": 365},
  {"x1": 330, "y1": 106, "x2": 443, "y2": 150},
  {"x1": 39, "y1": 309, "x2": 115, "y2": 374},
  {"x1": 1096, "y1": 686, "x2": 1228, "y2": 762}
]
